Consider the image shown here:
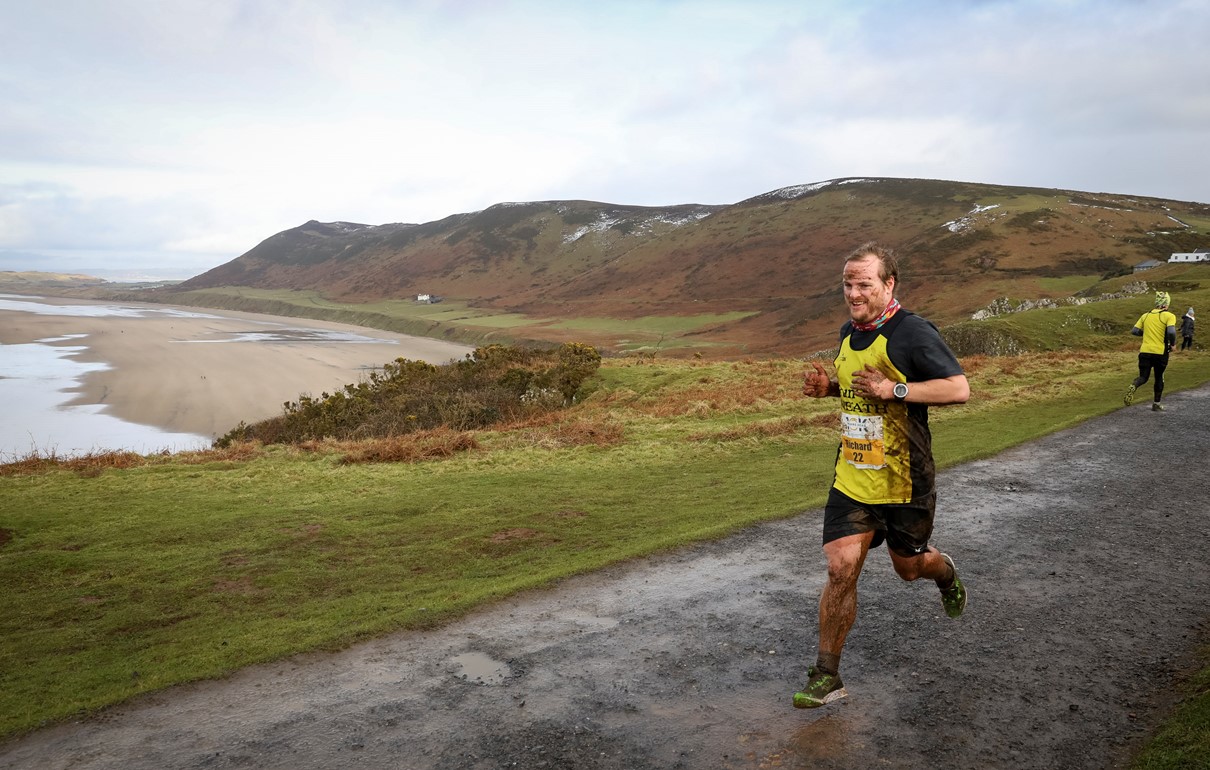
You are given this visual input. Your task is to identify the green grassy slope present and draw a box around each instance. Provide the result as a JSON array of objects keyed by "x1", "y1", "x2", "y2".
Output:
[{"x1": 3, "y1": 348, "x2": 1210, "y2": 743}]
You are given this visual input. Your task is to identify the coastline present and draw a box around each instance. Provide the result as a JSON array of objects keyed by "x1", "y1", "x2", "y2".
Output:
[{"x1": 0, "y1": 296, "x2": 474, "y2": 443}]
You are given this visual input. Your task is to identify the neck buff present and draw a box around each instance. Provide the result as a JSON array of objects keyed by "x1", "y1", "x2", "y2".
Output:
[{"x1": 852, "y1": 297, "x2": 901, "y2": 332}]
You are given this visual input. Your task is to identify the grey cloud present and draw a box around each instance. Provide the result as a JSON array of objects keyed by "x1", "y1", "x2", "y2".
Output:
[{"x1": 0, "y1": 182, "x2": 197, "y2": 251}]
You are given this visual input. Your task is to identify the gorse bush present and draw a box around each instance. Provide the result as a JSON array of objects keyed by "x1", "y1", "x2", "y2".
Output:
[{"x1": 216, "y1": 342, "x2": 602, "y2": 447}]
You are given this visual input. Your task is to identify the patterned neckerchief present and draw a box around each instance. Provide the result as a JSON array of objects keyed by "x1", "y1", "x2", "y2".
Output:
[{"x1": 852, "y1": 298, "x2": 901, "y2": 332}]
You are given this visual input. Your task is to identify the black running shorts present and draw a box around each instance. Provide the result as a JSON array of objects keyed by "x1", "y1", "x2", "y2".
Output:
[{"x1": 822, "y1": 486, "x2": 936, "y2": 556}]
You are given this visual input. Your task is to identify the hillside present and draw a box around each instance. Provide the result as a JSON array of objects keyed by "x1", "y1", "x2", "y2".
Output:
[
  {"x1": 167, "y1": 177, "x2": 1210, "y2": 357},
  {"x1": 0, "y1": 271, "x2": 110, "y2": 291}
]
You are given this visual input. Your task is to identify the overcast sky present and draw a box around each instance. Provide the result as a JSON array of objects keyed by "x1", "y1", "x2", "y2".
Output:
[{"x1": 2, "y1": 0, "x2": 1207, "y2": 279}]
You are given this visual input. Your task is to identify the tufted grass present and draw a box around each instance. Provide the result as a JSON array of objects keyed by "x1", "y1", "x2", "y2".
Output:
[{"x1": 2, "y1": 350, "x2": 1210, "y2": 751}]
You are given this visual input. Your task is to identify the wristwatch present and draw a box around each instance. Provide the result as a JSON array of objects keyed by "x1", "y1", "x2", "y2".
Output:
[{"x1": 892, "y1": 382, "x2": 909, "y2": 401}]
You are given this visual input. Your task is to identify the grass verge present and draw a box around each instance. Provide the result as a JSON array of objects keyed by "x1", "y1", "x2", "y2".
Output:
[
  {"x1": 1129, "y1": 645, "x2": 1210, "y2": 770},
  {"x1": 2, "y1": 350, "x2": 1209, "y2": 759}
]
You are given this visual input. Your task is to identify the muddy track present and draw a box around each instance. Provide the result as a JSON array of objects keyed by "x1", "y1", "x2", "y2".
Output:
[{"x1": 4, "y1": 386, "x2": 1209, "y2": 770}]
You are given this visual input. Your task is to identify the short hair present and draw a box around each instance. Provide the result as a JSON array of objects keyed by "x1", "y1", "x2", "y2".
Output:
[
  {"x1": 847, "y1": 240, "x2": 905, "y2": 283},
  {"x1": 844, "y1": 241, "x2": 899, "y2": 284}
]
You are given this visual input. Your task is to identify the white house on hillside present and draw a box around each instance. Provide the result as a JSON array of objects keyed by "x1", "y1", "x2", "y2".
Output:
[{"x1": 1169, "y1": 249, "x2": 1210, "y2": 263}]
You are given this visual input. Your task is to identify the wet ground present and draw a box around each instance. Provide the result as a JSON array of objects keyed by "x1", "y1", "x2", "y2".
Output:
[{"x1": 3, "y1": 386, "x2": 1209, "y2": 770}]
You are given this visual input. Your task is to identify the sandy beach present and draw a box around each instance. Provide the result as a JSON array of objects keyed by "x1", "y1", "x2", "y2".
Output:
[{"x1": 0, "y1": 296, "x2": 474, "y2": 443}]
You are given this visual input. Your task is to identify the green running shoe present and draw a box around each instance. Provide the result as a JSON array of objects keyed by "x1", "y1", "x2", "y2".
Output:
[
  {"x1": 793, "y1": 666, "x2": 847, "y2": 709},
  {"x1": 939, "y1": 553, "x2": 967, "y2": 619},
  {"x1": 1124, "y1": 384, "x2": 1137, "y2": 405}
]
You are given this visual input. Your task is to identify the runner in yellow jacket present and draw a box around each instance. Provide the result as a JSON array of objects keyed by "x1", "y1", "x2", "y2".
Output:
[{"x1": 1125, "y1": 291, "x2": 1177, "y2": 411}]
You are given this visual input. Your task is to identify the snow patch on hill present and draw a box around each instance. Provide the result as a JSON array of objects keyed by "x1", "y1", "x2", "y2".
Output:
[
  {"x1": 758, "y1": 178, "x2": 876, "y2": 201},
  {"x1": 562, "y1": 210, "x2": 713, "y2": 244},
  {"x1": 944, "y1": 204, "x2": 1001, "y2": 233}
]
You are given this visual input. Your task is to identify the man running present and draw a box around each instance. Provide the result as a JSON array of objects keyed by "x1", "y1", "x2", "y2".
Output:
[
  {"x1": 795, "y1": 242, "x2": 970, "y2": 708},
  {"x1": 1125, "y1": 292, "x2": 1177, "y2": 412}
]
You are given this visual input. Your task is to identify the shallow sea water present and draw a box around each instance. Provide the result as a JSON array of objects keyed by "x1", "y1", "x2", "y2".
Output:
[
  {"x1": 0, "y1": 334, "x2": 210, "y2": 458},
  {"x1": 0, "y1": 295, "x2": 405, "y2": 459}
]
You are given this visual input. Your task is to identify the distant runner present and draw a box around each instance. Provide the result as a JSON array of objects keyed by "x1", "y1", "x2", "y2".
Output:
[
  {"x1": 1179, "y1": 307, "x2": 1195, "y2": 351},
  {"x1": 1124, "y1": 291, "x2": 1177, "y2": 411},
  {"x1": 796, "y1": 241, "x2": 970, "y2": 708}
]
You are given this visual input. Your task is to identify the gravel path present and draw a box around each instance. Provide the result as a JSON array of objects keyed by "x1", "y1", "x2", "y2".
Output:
[{"x1": 4, "y1": 385, "x2": 1208, "y2": 770}]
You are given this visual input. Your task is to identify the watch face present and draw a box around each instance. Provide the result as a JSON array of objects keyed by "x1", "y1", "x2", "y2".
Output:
[{"x1": 893, "y1": 382, "x2": 908, "y2": 399}]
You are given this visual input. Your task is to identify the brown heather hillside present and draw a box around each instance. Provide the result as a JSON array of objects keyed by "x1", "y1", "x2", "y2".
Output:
[{"x1": 171, "y1": 177, "x2": 1210, "y2": 357}]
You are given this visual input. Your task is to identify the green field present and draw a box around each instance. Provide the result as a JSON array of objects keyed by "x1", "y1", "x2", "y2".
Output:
[
  {"x1": 2, "y1": 346, "x2": 1209, "y2": 764},
  {"x1": 547, "y1": 311, "x2": 756, "y2": 334},
  {"x1": 154, "y1": 287, "x2": 753, "y2": 351}
]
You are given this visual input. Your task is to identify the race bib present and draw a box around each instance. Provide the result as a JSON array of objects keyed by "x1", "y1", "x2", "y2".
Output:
[{"x1": 840, "y1": 413, "x2": 886, "y2": 469}]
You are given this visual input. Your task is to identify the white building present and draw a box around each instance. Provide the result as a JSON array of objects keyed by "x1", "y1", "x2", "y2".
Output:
[{"x1": 1168, "y1": 249, "x2": 1210, "y2": 263}]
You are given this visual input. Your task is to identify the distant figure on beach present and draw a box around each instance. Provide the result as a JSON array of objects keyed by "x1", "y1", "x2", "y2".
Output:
[
  {"x1": 1125, "y1": 291, "x2": 1177, "y2": 412},
  {"x1": 1180, "y1": 307, "x2": 1195, "y2": 351}
]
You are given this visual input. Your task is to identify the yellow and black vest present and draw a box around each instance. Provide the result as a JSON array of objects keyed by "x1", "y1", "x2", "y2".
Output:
[{"x1": 832, "y1": 312, "x2": 937, "y2": 505}]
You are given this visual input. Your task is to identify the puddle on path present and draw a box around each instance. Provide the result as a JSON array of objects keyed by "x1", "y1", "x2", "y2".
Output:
[{"x1": 452, "y1": 652, "x2": 511, "y2": 685}]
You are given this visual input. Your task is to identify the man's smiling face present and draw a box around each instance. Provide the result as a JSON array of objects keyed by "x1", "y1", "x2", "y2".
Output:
[{"x1": 843, "y1": 254, "x2": 895, "y2": 325}]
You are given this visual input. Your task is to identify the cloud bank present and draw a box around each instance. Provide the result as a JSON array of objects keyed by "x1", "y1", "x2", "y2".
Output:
[{"x1": 1, "y1": 0, "x2": 1206, "y2": 278}]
